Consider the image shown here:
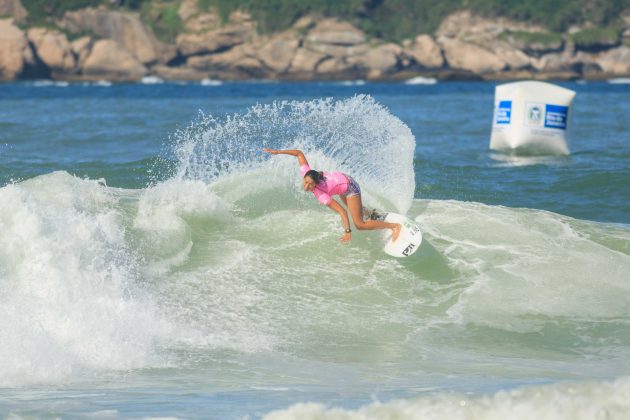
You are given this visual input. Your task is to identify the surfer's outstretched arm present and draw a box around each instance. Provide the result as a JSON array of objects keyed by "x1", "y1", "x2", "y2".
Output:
[{"x1": 263, "y1": 148, "x2": 308, "y2": 167}]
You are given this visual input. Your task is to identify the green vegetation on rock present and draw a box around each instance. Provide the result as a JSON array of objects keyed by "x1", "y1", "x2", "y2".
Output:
[
  {"x1": 502, "y1": 30, "x2": 564, "y2": 45},
  {"x1": 21, "y1": 0, "x2": 101, "y2": 25},
  {"x1": 119, "y1": 0, "x2": 150, "y2": 9},
  {"x1": 141, "y1": 1, "x2": 183, "y2": 43},
  {"x1": 18, "y1": 0, "x2": 630, "y2": 43},
  {"x1": 197, "y1": 0, "x2": 630, "y2": 41},
  {"x1": 571, "y1": 26, "x2": 622, "y2": 50},
  {"x1": 462, "y1": 0, "x2": 628, "y2": 33},
  {"x1": 198, "y1": 0, "x2": 363, "y2": 33},
  {"x1": 355, "y1": 0, "x2": 461, "y2": 40}
]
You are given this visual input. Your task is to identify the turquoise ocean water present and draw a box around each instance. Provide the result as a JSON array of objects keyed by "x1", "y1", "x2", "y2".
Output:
[{"x1": 1, "y1": 80, "x2": 629, "y2": 419}]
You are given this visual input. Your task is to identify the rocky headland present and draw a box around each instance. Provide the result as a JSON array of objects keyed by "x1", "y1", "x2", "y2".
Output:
[{"x1": 1, "y1": 0, "x2": 629, "y2": 82}]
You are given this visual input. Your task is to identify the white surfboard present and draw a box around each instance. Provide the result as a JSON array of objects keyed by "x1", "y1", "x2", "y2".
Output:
[{"x1": 364, "y1": 209, "x2": 422, "y2": 257}]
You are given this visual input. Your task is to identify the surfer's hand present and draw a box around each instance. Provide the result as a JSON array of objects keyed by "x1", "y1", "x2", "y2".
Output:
[{"x1": 340, "y1": 232, "x2": 351, "y2": 244}]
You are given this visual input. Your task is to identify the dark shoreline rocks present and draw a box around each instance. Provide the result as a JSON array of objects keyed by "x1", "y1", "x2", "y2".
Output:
[{"x1": 1, "y1": 1, "x2": 629, "y2": 82}]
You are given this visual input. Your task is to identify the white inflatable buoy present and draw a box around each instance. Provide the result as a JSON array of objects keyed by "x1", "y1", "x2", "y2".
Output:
[{"x1": 490, "y1": 81, "x2": 576, "y2": 155}]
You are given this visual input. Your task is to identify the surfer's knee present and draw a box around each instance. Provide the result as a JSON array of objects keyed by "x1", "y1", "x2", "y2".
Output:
[{"x1": 354, "y1": 221, "x2": 369, "y2": 230}]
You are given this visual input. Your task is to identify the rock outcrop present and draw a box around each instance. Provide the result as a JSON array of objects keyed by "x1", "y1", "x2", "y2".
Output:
[
  {"x1": 0, "y1": 0, "x2": 27, "y2": 23},
  {"x1": 27, "y1": 28, "x2": 76, "y2": 76},
  {"x1": 257, "y1": 35, "x2": 300, "y2": 74},
  {"x1": 306, "y1": 18, "x2": 366, "y2": 45},
  {"x1": 288, "y1": 47, "x2": 327, "y2": 78},
  {"x1": 71, "y1": 36, "x2": 93, "y2": 68},
  {"x1": 436, "y1": 11, "x2": 539, "y2": 74},
  {"x1": 440, "y1": 38, "x2": 506, "y2": 74},
  {"x1": 60, "y1": 7, "x2": 167, "y2": 65},
  {"x1": 352, "y1": 43, "x2": 402, "y2": 79},
  {"x1": 1, "y1": 3, "x2": 629, "y2": 82},
  {"x1": 176, "y1": 22, "x2": 255, "y2": 56},
  {"x1": 592, "y1": 46, "x2": 630, "y2": 75},
  {"x1": 304, "y1": 18, "x2": 368, "y2": 58},
  {"x1": 176, "y1": 2, "x2": 255, "y2": 58},
  {"x1": 404, "y1": 35, "x2": 444, "y2": 69},
  {"x1": 0, "y1": 18, "x2": 31, "y2": 80},
  {"x1": 151, "y1": 64, "x2": 207, "y2": 80},
  {"x1": 187, "y1": 43, "x2": 265, "y2": 79},
  {"x1": 82, "y1": 39, "x2": 148, "y2": 81}
]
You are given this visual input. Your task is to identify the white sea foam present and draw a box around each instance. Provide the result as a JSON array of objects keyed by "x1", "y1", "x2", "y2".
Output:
[
  {"x1": 404, "y1": 76, "x2": 438, "y2": 85},
  {"x1": 607, "y1": 78, "x2": 630, "y2": 84},
  {"x1": 489, "y1": 152, "x2": 569, "y2": 167},
  {"x1": 415, "y1": 199, "x2": 630, "y2": 333},
  {"x1": 0, "y1": 170, "x2": 295, "y2": 386},
  {"x1": 200, "y1": 78, "x2": 223, "y2": 86},
  {"x1": 132, "y1": 179, "x2": 231, "y2": 275},
  {"x1": 338, "y1": 80, "x2": 366, "y2": 86},
  {"x1": 32, "y1": 80, "x2": 70, "y2": 87},
  {"x1": 157, "y1": 242, "x2": 277, "y2": 353},
  {"x1": 141, "y1": 76, "x2": 164, "y2": 85},
  {"x1": 0, "y1": 172, "x2": 173, "y2": 386},
  {"x1": 263, "y1": 376, "x2": 630, "y2": 420},
  {"x1": 134, "y1": 179, "x2": 230, "y2": 231}
]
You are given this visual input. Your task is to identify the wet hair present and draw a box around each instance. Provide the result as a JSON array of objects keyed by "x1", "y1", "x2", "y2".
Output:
[{"x1": 304, "y1": 170, "x2": 324, "y2": 184}]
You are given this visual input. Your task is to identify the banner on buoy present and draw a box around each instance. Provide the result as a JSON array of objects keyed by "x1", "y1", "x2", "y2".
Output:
[{"x1": 490, "y1": 81, "x2": 576, "y2": 155}]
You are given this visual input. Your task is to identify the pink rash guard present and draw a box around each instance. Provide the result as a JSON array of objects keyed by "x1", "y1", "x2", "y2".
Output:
[{"x1": 300, "y1": 164, "x2": 350, "y2": 205}]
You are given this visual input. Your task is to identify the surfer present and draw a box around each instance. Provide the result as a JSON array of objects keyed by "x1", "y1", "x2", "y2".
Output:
[{"x1": 263, "y1": 148, "x2": 401, "y2": 244}]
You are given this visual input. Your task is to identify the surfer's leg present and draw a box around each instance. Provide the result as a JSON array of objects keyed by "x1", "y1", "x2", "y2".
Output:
[
  {"x1": 341, "y1": 195, "x2": 376, "y2": 226},
  {"x1": 346, "y1": 195, "x2": 401, "y2": 241}
]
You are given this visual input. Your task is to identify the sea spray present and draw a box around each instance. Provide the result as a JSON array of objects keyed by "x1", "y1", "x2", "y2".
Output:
[{"x1": 171, "y1": 95, "x2": 416, "y2": 214}]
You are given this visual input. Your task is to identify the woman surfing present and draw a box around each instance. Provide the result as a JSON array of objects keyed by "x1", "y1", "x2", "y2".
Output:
[{"x1": 263, "y1": 148, "x2": 401, "y2": 244}]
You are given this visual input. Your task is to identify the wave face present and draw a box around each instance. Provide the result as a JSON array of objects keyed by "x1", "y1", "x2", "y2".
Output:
[{"x1": 3, "y1": 179, "x2": 629, "y2": 388}]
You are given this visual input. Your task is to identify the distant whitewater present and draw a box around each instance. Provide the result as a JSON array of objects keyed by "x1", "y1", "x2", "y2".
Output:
[{"x1": 265, "y1": 376, "x2": 630, "y2": 419}]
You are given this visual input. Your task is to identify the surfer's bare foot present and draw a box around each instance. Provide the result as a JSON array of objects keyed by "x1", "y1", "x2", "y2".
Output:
[{"x1": 391, "y1": 224, "x2": 401, "y2": 241}]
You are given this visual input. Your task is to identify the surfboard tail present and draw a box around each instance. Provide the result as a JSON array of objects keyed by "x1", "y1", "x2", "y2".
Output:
[{"x1": 382, "y1": 212, "x2": 423, "y2": 258}]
